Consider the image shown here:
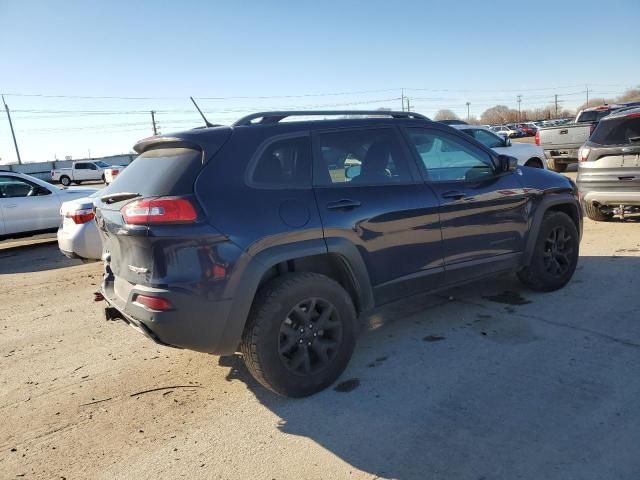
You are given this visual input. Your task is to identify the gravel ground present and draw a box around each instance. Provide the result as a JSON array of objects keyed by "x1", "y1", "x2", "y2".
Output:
[{"x1": 1, "y1": 193, "x2": 639, "y2": 479}]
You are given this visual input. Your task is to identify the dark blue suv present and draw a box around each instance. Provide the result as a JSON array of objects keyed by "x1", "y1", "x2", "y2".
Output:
[{"x1": 96, "y1": 111, "x2": 582, "y2": 397}]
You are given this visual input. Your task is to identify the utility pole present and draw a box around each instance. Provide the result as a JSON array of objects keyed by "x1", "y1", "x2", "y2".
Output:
[
  {"x1": 2, "y1": 95, "x2": 22, "y2": 164},
  {"x1": 401, "y1": 89, "x2": 405, "y2": 112},
  {"x1": 405, "y1": 97, "x2": 411, "y2": 112},
  {"x1": 466, "y1": 102, "x2": 470, "y2": 121},
  {"x1": 517, "y1": 95, "x2": 522, "y2": 121},
  {"x1": 151, "y1": 110, "x2": 158, "y2": 135},
  {"x1": 586, "y1": 86, "x2": 589, "y2": 107},
  {"x1": 554, "y1": 94, "x2": 558, "y2": 119}
]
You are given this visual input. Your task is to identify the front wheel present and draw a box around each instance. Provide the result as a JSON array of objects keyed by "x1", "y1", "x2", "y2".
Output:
[
  {"x1": 241, "y1": 272, "x2": 357, "y2": 397},
  {"x1": 518, "y1": 211, "x2": 579, "y2": 292}
]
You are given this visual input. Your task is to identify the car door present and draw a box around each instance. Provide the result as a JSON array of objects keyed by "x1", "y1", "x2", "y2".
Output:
[
  {"x1": 312, "y1": 126, "x2": 443, "y2": 305},
  {"x1": 0, "y1": 175, "x2": 61, "y2": 235},
  {"x1": 86, "y1": 163, "x2": 100, "y2": 180},
  {"x1": 74, "y1": 163, "x2": 88, "y2": 181},
  {"x1": 403, "y1": 126, "x2": 529, "y2": 285}
]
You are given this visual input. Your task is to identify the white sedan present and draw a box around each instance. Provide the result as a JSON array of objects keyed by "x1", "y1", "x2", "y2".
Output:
[
  {"x1": 0, "y1": 170, "x2": 98, "y2": 238},
  {"x1": 453, "y1": 125, "x2": 547, "y2": 169}
]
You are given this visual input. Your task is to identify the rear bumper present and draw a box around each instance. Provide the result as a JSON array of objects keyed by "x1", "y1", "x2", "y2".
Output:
[
  {"x1": 101, "y1": 275, "x2": 237, "y2": 355},
  {"x1": 581, "y1": 189, "x2": 640, "y2": 206},
  {"x1": 57, "y1": 222, "x2": 102, "y2": 260},
  {"x1": 543, "y1": 148, "x2": 579, "y2": 163}
]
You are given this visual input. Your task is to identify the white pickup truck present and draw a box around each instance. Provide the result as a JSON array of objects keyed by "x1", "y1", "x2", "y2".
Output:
[{"x1": 51, "y1": 160, "x2": 115, "y2": 186}]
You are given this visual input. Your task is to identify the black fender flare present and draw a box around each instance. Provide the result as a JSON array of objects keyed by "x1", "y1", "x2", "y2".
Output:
[
  {"x1": 522, "y1": 193, "x2": 582, "y2": 266},
  {"x1": 215, "y1": 237, "x2": 374, "y2": 355}
]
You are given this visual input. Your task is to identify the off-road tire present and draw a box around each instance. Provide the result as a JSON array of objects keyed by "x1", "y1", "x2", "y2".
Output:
[
  {"x1": 60, "y1": 175, "x2": 71, "y2": 186},
  {"x1": 241, "y1": 272, "x2": 357, "y2": 397},
  {"x1": 546, "y1": 158, "x2": 567, "y2": 172},
  {"x1": 518, "y1": 211, "x2": 579, "y2": 291},
  {"x1": 583, "y1": 202, "x2": 613, "y2": 222}
]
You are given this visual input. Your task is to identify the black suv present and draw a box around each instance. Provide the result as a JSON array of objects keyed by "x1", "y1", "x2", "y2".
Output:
[{"x1": 96, "y1": 110, "x2": 582, "y2": 397}]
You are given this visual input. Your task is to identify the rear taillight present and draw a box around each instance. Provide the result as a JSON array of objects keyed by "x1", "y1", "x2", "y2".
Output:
[
  {"x1": 66, "y1": 208, "x2": 95, "y2": 224},
  {"x1": 133, "y1": 294, "x2": 172, "y2": 311},
  {"x1": 50, "y1": 170, "x2": 54, "y2": 178},
  {"x1": 121, "y1": 197, "x2": 198, "y2": 225},
  {"x1": 578, "y1": 147, "x2": 591, "y2": 162},
  {"x1": 111, "y1": 169, "x2": 119, "y2": 176},
  {"x1": 535, "y1": 130, "x2": 540, "y2": 145}
]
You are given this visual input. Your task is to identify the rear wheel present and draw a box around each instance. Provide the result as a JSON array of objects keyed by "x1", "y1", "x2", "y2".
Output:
[
  {"x1": 241, "y1": 272, "x2": 357, "y2": 397},
  {"x1": 518, "y1": 211, "x2": 579, "y2": 291},
  {"x1": 583, "y1": 202, "x2": 614, "y2": 222},
  {"x1": 60, "y1": 175, "x2": 71, "y2": 186},
  {"x1": 546, "y1": 158, "x2": 567, "y2": 172}
]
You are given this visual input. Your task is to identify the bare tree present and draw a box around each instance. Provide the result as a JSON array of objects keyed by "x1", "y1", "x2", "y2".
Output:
[{"x1": 433, "y1": 109, "x2": 460, "y2": 121}]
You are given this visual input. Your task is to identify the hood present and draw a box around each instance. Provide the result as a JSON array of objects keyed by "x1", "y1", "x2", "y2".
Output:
[
  {"x1": 518, "y1": 164, "x2": 575, "y2": 194},
  {"x1": 510, "y1": 142, "x2": 544, "y2": 156}
]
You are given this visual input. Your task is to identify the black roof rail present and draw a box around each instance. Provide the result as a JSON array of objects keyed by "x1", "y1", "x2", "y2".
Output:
[{"x1": 232, "y1": 110, "x2": 429, "y2": 126}]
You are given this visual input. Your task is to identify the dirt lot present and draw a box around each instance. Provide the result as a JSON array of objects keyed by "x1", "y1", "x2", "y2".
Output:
[{"x1": 2, "y1": 188, "x2": 640, "y2": 479}]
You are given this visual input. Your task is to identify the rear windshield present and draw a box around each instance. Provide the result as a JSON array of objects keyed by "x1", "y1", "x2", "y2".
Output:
[
  {"x1": 576, "y1": 110, "x2": 613, "y2": 123},
  {"x1": 590, "y1": 117, "x2": 640, "y2": 145},
  {"x1": 101, "y1": 147, "x2": 202, "y2": 198}
]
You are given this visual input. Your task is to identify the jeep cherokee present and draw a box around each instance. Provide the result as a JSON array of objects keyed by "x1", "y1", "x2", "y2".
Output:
[{"x1": 95, "y1": 110, "x2": 582, "y2": 397}]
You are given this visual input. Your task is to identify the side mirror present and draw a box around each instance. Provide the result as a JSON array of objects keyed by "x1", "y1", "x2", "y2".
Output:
[
  {"x1": 497, "y1": 154, "x2": 518, "y2": 173},
  {"x1": 345, "y1": 165, "x2": 361, "y2": 180},
  {"x1": 504, "y1": 137, "x2": 512, "y2": 147}
]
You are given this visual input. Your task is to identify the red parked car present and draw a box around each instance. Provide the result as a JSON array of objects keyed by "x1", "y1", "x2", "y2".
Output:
[{"x1": 516, "y1": 124, "x2": 537, "y2": 136}]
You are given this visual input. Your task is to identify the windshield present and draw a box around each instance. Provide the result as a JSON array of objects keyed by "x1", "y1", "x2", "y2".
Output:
[
  {"x1": 94, "y1": 161, "x2": 110, "y2": 168},
  {"x1": 463, "y1": 128, "x2": 505, "y2": 149}
]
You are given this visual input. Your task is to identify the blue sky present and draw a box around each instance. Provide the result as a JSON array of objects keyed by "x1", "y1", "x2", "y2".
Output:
[{"x1": 1, "y1": 0, "x2": 638, "y2": 163}]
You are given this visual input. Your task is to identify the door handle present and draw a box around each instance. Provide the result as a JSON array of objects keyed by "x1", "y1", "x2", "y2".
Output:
[
  {"x1": 326, "y1": 199, "x2": 361, "y2": 210},
  {"x1": 441, "y1": 191, "x2": 466, "y2": 200}
]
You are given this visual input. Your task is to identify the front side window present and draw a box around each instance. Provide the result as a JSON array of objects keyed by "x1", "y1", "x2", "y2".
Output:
[
  {"x1": 315, "y1": 128, "x2": 412, "y2": 186},
  {"x1": 250, "y1": 136, "x2": 312, "y2": 187},
  {"x1": 406, "y1": 128, "x2": 494, "y2": 182}
]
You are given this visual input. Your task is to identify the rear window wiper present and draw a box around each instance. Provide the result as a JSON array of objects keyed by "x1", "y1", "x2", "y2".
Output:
[{"x1": 101, "y1": 192, "x2": 141, "y2": 204}]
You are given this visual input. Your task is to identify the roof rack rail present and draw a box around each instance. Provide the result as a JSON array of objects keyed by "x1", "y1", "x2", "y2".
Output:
[{"x1": 232, "y1": 110, "x2": 428, "y2": 126}]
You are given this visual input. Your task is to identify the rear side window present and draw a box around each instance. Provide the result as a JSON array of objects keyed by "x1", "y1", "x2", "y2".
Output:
[
  {"x1": 590, "y1": 116, "x2": 640, "y2": 145},
  {"x1": 250, "y1": 136, "x2": 312, "y2": 187},
  {"x1": 102, "y1": 147, "x2": 203, "y2": 197}
]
